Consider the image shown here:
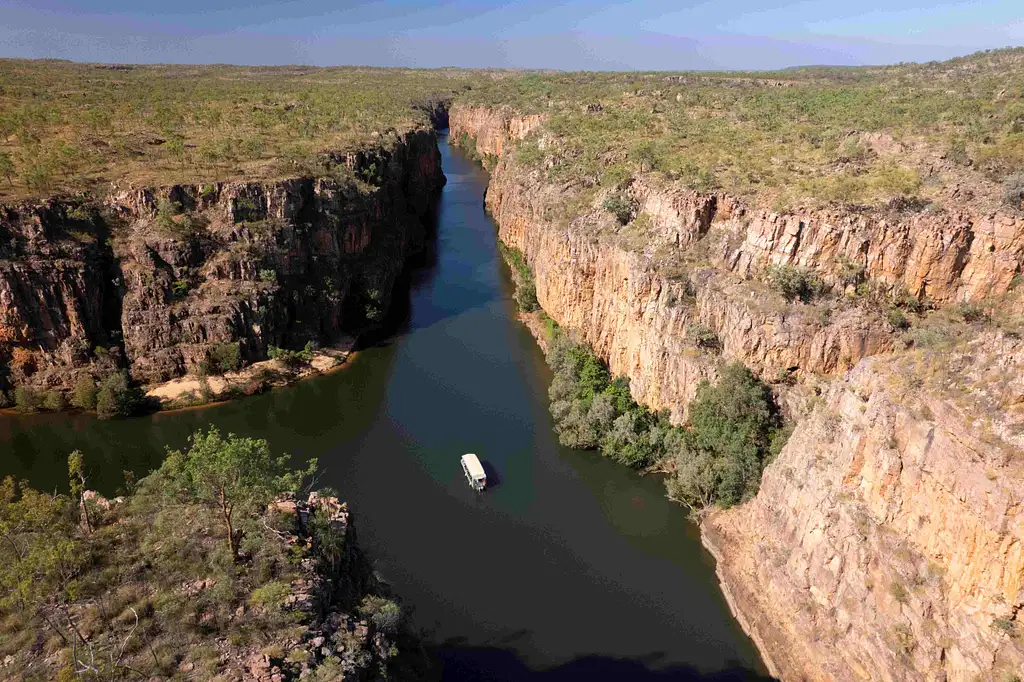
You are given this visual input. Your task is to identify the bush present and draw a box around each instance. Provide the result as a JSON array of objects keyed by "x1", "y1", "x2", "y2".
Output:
[
  {"x1": 686, "y1": 322, "x2": 721, "y2": 352},
  {"x1": 359, "y1": 596, "x2": 401, "y2": 634},
  {"x1": 258, "y1": 269, "x2": 276, "y2": 284},
  {"x1": 249, "y1": 581, "x2": 290, "y2": 612},
  {"x1": 500, "y1": 243, "x2": 539, "y2": 312},
  {"x1": 766, "y1": 265, "x2": 828, "y2": 303},
  {"x1": 13, "y1": 386, "x2": 39, "y2": 411},
  {"x1": 268, "y1": 342, "x2": 315, "y2": 367},
  {"x1": 155, "y1": 199, "x2": 182, "y2": 231},
  {"x1": 602, "y1": 193, "x2": 635, "y2": 225},
  {"x1": 95, "y1": 371, "x2": 142, "y2": 420},
  {"x1": 886, "y1": 308, "x2": 910, "y2": 330},
  {"x1": 1003, "y1": 172, "x2": 1024, "y2": 209},
  {"x1": 71, "y1": 375, "x2": 97, "y2": 410},
  {"x1": 666, "y1": 364, "x2": 786, "y2": 511},
  {"x1": 205, "y1": 343, "x2": 241, "y2": 375},
  {"x1": 545, "y1": 332, "x2": 667, "y2": 467},
  {"x1": 955, "y1": 302, "x2": 990, "y2": 323},
  {"x1": 41, "y1": 390, "x2": 66, "y2": 411}
]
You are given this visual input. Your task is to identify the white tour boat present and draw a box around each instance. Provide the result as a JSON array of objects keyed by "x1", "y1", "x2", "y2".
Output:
[{"x1": 461, "y1": 453, "x2": 487, "y2": 491}]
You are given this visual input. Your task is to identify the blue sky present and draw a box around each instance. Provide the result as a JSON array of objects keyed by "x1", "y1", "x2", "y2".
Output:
[{"x1": 1, "y1": 0, "x2": 1022, "y2": 69}]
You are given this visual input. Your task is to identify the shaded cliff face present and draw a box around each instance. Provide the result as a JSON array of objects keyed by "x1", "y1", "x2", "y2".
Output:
[
  {"x1": 449, "y1": 102, "x2": 1024, "y2": 681},
  {"x1": 0, "y1": 130, "x2": 443, "y2": 389},
  {"x1": 706, "y1": 335, "x2": 1024, "y2": 681}
]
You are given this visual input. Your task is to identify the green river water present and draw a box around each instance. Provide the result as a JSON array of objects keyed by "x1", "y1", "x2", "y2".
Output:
[{"x1": 0, "y1": 135, "x2": 770, "y2": 681}]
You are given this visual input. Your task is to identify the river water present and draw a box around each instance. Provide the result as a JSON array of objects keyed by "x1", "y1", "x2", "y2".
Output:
[{"x1": 0, "y1": 135, "x2": 769, "y2": 681}]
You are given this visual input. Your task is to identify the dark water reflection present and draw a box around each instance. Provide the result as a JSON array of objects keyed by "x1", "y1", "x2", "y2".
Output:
[{"x1": 0, "y1": 135, "x2": 769, "y2": 680}]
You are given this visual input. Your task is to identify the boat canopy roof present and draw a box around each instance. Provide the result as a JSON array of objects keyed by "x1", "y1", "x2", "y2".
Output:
[{"x1": 461, "y1": 453, "x2": 486, "y2": 480}]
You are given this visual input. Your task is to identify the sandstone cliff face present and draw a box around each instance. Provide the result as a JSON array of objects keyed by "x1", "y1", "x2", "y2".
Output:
[
  {"x1": 706, "y1": 336, "x2": 1024, "y2": 681},
  {"x1": 453, "y1": 104, "x2": 895, "y2": 421},
  {"x1": 626, "y1": 180, "x2": 1024, "y2": 306},
  {"x1": 0, "y1": 130, "x2": 443, "y2": 390},
  {"x1": 450, "y1": 103, "x2": 1024, "y2": 681},
  {"x1": 448, "y1": 104, "x2": 544, "y2": 158}
]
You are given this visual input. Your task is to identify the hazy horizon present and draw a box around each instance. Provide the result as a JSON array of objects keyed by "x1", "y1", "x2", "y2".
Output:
[{"x1": 1, "y1": 0, "x2": 1022, "y2": 71}]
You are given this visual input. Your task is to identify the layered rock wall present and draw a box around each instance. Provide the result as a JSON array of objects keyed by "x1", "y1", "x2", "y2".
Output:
[
  {"x1": 451, "y1": 104, "x2": 894, "y2": 420},
  {"x1": 450, "y1": 102, "x2": 1024, "y2": 681},
  {"x1": 0, "y1": 130, "x2": 443, "y2": 389}
]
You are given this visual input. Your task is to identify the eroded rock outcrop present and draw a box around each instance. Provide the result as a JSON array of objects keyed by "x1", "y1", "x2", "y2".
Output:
[{"x1": 0, "y1": 129, "x2": 443, "y2": 391}]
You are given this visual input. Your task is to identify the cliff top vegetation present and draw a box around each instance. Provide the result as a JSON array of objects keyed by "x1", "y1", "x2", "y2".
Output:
[
  {"x1": 461, "y1": 47, "x2": 1024, "y2": 212},
  {"x1": 0, "y1": 428, "x2": 418, "y2": 681},
  {"x1": 0, "y1": 60, "x2": 480, "y2": 201}
]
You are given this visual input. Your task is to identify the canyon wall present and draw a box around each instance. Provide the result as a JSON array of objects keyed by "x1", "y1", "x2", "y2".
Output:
[
  {"x1": 452, "y1": 103, "x2": 897, "y2": 421},
  {"x1": 450, "y1": 102, "x2": 1024, "y2": 681},
  {"x1": 706, "y1": 337, "x2": 1024, "y2": 681},
  {"x1": 0, "y1": 130, "x2": 443, "y2": 391}
]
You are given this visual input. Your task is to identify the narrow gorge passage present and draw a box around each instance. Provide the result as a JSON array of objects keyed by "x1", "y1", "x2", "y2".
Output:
[{"x1": 0, "y1": 134, "x2": 768, "y2": 680}]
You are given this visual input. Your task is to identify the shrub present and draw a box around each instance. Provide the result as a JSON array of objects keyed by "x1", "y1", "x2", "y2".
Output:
[
  {"x1": 71, "y1": 375, "x2": 97, "y2": 410},
  {"x1": 991, "y1": 616, "x2": 1017, "y2": 636},
  {"x1": 359, "y1": 596, "x2": 401, "y2": 634},
  {"x1": 766, "y1": 265, "x2": 828, "y2": 303},
  {"x1": 259, "y1": 269, "x2": 276, "y2": 284},
  {"x1": 686, "y1": 322, "x2": 721, "y2": 352},
  {"x1": 249, "y1": 581, "x2": 290, "y2": 612},
  {"x1": 545, "y1": 333, "x2": 669, "y2": 468},
  {"x1": 0, "y1": 151, "x2": 14, "y2": 185},
  {"x1": 886, "y1": 308, "x2": 910, "y2": 330},
  {"x1": 602, "y1": 193, "x2": 635, "y2": 225},
  {"x1": 836, "y1": 255, "x2": 865, "y2": 287},
  {"x1": 13, "y1": 386, "x2": 39, "y2": 411},
  {"x1": 155, "y1": 199, "x2": 181, "y2": 231},
  {"x1": 1003, "y1": 172, "x2": 1024, "y2": 209},
  {"x1": 955, "y1": 302, "x2": 989, "y2": 323},
  {"x1": 268, "y1": 342, "x2": 315, "y2": 367},
  {"x1": 890, "y1": 581, "x2": 909, "y2": 604},
  {"x1": 95, "y1": 371, "x2": 142, "y2": 420},
  {"x1": 500, "y1": 244, "x2": 539, "y2": 312},
  {"x1": 171, "y1": 279, "x2": 190, "y2": 297},
  {"x1": 205, "y1": 343, "x2": 241, "y2": 375},
  {"x1": 41, "y1": 390, "x2": 66, "y2": 411},
  {"x1": 198, "y1": 376, "x2": 215, "y2": 402}
]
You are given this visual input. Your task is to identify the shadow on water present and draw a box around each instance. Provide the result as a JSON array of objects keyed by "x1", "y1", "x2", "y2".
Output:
[
  {"x1": 433, "y1": 644, "x2": 776, "y2": 682},
  {"x1": 480, "y1": 459, "x2": 502, "y2": 489}
]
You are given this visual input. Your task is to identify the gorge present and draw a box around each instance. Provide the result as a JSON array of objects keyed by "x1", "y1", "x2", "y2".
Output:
[
  {"x1": 2, "y1": 53, "x2": 1024, "y2": 682},
  {"x1": 1, "y1": 133, "x2": 771, "y2": 680}
]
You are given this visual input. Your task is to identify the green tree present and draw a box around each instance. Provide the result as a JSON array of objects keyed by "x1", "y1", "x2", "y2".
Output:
[
  {"x1": 0, "y1": 477, "x2": 81, "y2": 638},
  {"x1": 70, "y1": 374, "x2": 97, "y2": 410},
  {"x1": 95, "y1": 371, "x2": 141, "y2": 419},
  {"x1": 668, "y1": 363, "x2": 785, "y2": 510},
  {"x1": 67, "y1": 451, "x2": 91, "y2": 533},
  {"x1": 157, "y1": 427, "x2": 315, "y2": 561},
  {"x1": 0, "y1": 151, "x2": 14, "y2": 186}
]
